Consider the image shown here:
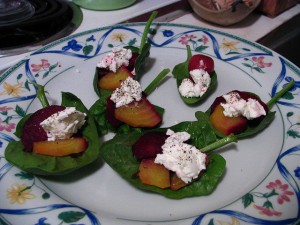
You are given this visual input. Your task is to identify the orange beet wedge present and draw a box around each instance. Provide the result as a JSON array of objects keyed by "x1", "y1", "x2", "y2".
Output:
[
  {"x1": 33, "y1": 137, "x2": 88, "y2": 156},
  {"x1": 98, "y1": 65, "x2": 134, "y2": 90},
  {"x1": 170, "y1": 173, "x2": 188, "y2": 190},
  {"x1": 210, "y1": 104, "x2": 247, "y2": 136},
  {"x1": 138, "y1": 158, "x2": 170, "y2": 189},
  {"x1": 115, "y1": 96, "x2": 162, "y2": 128}
]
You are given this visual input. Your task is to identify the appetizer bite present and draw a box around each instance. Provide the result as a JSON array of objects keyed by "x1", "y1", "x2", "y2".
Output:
[
  {"x1": 93, "y1": 11, "x2": 157, "y2": 97},
  {"x1": 201, "y1": 79, "x2": 295, "y2": 138},
  {"x1": 90, "y1": 69, "x2": 169, "y2": 134},
  {"x1": 172, "y1": 45, "x2": 217, "y2": 104},
  {"x1": 133, "y1": 129, "x2": 209, "y2": 190},
  {"x1": 100, "y1": 120, "x2": 237, "y2": 199},
  {"x1": 209, "y1": 90, "x2": 268, "y2": 136},
  {"x1": 5, "y1": 83, "x2": 100, "y2": 175},
  {"x1": 96, "y1": 47, "x2": 136, "y2": 92},
  {"x1": 106, "y1": 77, "x2": 162, "y2": 128}
]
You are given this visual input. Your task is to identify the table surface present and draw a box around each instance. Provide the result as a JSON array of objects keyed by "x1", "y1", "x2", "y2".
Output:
[{"x1": 0, "y1": 0, "x2": 299, "y2": 72}]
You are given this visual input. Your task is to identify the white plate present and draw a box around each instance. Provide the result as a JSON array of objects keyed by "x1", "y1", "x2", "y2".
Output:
[{"x1": 0, "y1": 23, "x2": 299, "y2": 225}]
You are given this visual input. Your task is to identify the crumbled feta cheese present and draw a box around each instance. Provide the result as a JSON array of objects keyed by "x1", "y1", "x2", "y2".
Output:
[
  {"x1": 97, "y1": 47, "x2": 132, "y2": 72},
  {"x1": 221, "y1": 92, "x2": 266, "y2": 119},
  {"x1": 110, "y1": 77, "x2": 142, "y2": 108},
  {"x1": 243, "y1": 98, "x2": 266, "y2": 120},
  {"x1": 178, "y1": 69, "x2": 211, "y2": 98},
  {"x1": 40, "y1": 107, "x2": 86, "y2": 141},
  {"x1": 155, "y1": 129, "x2": 207, "y2": 183}
]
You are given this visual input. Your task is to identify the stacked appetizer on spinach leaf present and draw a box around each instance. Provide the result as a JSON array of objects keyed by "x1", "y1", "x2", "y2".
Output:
[
  {"x1": 196, "y1": 79, "x2": 295, "y2": 139},
  {"x1": 5, "y1": 83, "x2": 100, "y2": 175},
  {"x1": 172, "y1": 45, "x2": 217, "y2": 105},
  {"x1": 100, "y1": 118, "x2": 237, "y2": 199}
]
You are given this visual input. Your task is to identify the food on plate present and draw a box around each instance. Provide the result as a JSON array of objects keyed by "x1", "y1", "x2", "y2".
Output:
[
  {"x1": 172, "y1": 45, "x2": 217, "y2": 104},
  {"x1": 90, "y1": 11, "x2": 170, "y2": 135},
  {"x1": 100, "y1": 119, "x2": 237, "y2": 199},
  {"x1": 21, "y1": 104, "x2": 87, "y2": 154},
  {"x1": 209, "y1": 90, "x2": 268, "y2": 136},
  {"x1": 201, "y1": 78, "x2": 295, "y2": 138},
  {"x1": 90, "y1": 69, "x2": 169, "y2": 135},
  {"x1": 5, "y1": 83, "x2": 100, "y2": 175},
  {"x1": 32, "y1": 137, "x2": 88, "y2": 157},
  {"x1": 96, "y1": 48, "x2": 135, "y2": 91},
  {"x1": 133, "y1": 129, "x2": 236, "y2": 191},
  {"x1": 107, "y1": 77, "x2": 162, "y2": 128},
  {"x1": 132, "y1": 131, "x2": 168, "y2": 160},
  {"x1": 134, "y1": 129, "x2": 209, "y2": 190},
  {"x1": 188, "y1": 53, "x2": 215, "y2": 75},
  {"x1": 93, "y1": 11, "x2": 157, "y2": 97}
]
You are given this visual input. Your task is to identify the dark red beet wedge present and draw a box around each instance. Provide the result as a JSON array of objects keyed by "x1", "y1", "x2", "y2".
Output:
[
  {"x1": 127, "y1": 52, "x2": 139, "y2": 72},
  {"x1": 96, "y1": 67, "x2": 110, "y2": 79},
  {"x1": 105, "y1": 97, "x2": 123, "y2": 128},
  {"x1": 132, "y1": 132, "x2": 168, "y2": 160},
  {"x1": 188, "y1": 54, "x2": 214, "y2": 75},
  {"x1": 21, "y1": 105, "x2": 66, "y2": 152}
]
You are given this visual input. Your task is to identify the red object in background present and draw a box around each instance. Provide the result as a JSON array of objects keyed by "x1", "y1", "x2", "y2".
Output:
[{"x1": 257, "y1": 0, "x2": 298, "y2": 18}]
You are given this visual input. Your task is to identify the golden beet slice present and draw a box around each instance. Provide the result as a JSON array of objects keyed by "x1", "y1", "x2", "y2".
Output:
[
  {"x1": 170, "y1": 173, "x2": 188, "y2": 190},
  {"x1": 115, "y1": 96, "x2": 161, "y2": 128},
  {"x1": 210, "y1": 104, "x2": 247, "y2": 136},
  {"x1": 33, "y1": 137, "x2": 88, "y2": 156},
  {"x1": 138, "y1": 158, "x2": 170, "y2": 189},
  {"x1": 98, "y1": 65, "x2": 133, "y2": 90}
]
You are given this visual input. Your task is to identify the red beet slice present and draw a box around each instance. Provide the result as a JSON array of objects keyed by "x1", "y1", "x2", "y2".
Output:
[
  {"x1": 126, "y1": 52, "x2": 139, "y2": 72},
  {"x1": 132, "y1": 132, "x2": 168, "y2": 160},
  {"x1": 21, "y1": 105, "x2": 66, "y2": 152},
  {"x1": 105, "y1": 97, "x2": 123, "y2": 128},
  {"x1": 188, "y1": 54, "x2": 214, "y2": 75}
]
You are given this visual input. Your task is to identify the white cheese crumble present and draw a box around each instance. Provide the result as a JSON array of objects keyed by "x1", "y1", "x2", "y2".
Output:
[
  {"x1": 178, "y1": 69, "x2": 211, "y2": 98},
  {"x1": 40, "y1": 107, "x2": 86, "y2": 141},
  {"x1": 154, "y1": 129, "x2": 207, "y2": 184},
  {"x1": 110, "y1": 77, "x2": 142, "y2": 108},
  {"x1": 97, "y1": 47, "x2": 132, "y2": 72},
  {"x1": 221, "y1": 92, "x2": 266, "y2": 120}
]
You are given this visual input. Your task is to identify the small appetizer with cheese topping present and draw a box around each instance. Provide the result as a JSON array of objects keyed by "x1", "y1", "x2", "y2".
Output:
[
  {"x1": 172, "y1": 45, "x2": 217, "y2": 104},
  {"x1": 90, "y1": 69, "x2": 169, "y2": 135},
  {"x1": 199, "y1": 78, "x2": 295, "y2": 138},
  {"x1": 93, "y1": 11, "x2": 157, "y2": 97},
  {"x1": 209, "y1": 90, "x2": 268, "y2": 136},
  {"x1": 5, "y1": 83, "x2": 100, "y2": 175},
  {"x1": 100, "y1": 119, "x2": 237, "y2": 199},
  {"x1": 107, "y1": 77, "x2": 162, "y2": 128},
  {"x1": 134, "y1": 129, "x2": 209, "y2": 190}
]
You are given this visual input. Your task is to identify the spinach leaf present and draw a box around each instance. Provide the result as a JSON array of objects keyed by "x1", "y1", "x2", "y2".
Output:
[
  {"x1": 100, "y1": 121, "x2": 227, "y2": 199},
  {"x1": 93, "y1": 68, "x2": 102, "y2": 98},
  {"x1": 5, "y1": 92, "x2": 101, "y2": 176},
  {"x1": 14, "y1": 114, "x2": 31, "y2": 138},
  {"x1": 134, "y1": 42, "x2": 151, "y2": 80},
  {"x1": 172, "y1": 45, "x2": 217, "y2": 105},
  {"x1": 89, "y1": 90, "x2": 114, "y2": 135}
]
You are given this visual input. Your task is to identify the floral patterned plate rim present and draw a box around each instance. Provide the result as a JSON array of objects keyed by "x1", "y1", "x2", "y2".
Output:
[{"x1": 0, "y1": 22, "x2": 299, "y2": 225}]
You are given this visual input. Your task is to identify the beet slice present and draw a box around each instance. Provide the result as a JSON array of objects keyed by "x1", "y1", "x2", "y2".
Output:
[
  {"x1": 105, "y1": 98, "x2": 123, "y2": 128},
  {"x1": 21, "y1": 105, "x2": 66, "y2": 152},
  {"x1": 132, "y1": 132, "x2": 168, "y2": 160}
]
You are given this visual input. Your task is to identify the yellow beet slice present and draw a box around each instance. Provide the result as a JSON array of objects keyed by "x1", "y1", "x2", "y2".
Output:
[
  {"x1": 33, "y1": 138, "x2": 88, "y2": 156},
  {"x1": 138, "y1": 158, "x2": 170, "y2": 189},
  {"x1": 98, "y1": 66, "x2": 133, "y2": 90}
]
